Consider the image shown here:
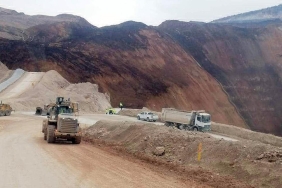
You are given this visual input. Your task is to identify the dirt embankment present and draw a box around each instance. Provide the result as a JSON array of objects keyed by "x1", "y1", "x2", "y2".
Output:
[
  {"x1": 120, "y1": 108, "x2": 282, "y2": 147},
  {"x1": 83, "y1": 120, "x2": 282, "y2": 188},
  {"x1": 0, "y1": 67, "x2": 111, "y2": 113},
  {"x1": 117, "y1": 108, "x2": 147, "y2": 117},
  {"x1": 212, "y1": 122, "x2": 282, "y2": 147}
]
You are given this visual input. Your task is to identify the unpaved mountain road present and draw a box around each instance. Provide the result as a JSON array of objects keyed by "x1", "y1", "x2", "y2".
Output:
[
  {"x1": 0, "y1": 72, "x2": 44, "y2": 99},
  {"x1": 22, "y1": 111, "x2": 238, "y2": 142},
  {"x1": 0, "y1": 114, "x2": 197, "y2": 188}
]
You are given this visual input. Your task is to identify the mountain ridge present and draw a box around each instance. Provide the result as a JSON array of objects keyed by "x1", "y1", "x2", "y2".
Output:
[
  {"x1": 2, "y1": 6, "x2": 282, "y2": 135},
  {"x1": 0, "y1": 6, "x2": 94, "y2": 40},
  {"x1": 212, "y1": 4, "x2": 282, "y2": 24}
]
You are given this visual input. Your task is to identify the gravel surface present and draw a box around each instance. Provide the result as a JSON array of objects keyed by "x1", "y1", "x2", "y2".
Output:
[
  {"x1": 0, "y1": 68, "x2": 24, "y2": 93},
  {"x1": 0, "y1": 114, "x2": 190, "y2": 188}
]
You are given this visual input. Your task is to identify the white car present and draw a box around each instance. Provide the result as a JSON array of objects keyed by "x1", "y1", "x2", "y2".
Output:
[{"x1": 137, "y1": 112, "x2": 158, "y2": 122}]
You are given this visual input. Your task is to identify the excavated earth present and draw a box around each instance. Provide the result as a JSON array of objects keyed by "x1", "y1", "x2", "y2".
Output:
[
  {"x1": 0, "y1": 50, "x2": 281, "y2": 188},
  {"x1": 3, "y1": 7, "x2": 282, "y2": 136},
  {"x1": 158, "y1": 20, "x2": 282, "y2": 136},
  {"x1": 0, "y1": 62, "x2": 111, "y2": 112},
  {"x1": 83, "y1": 119, "x2": 282, "y2": 188},
  {"x1": 0, "y1": 7, "x2": 282, "y2": 188},
  {"x1": 0, "y1": 18, "x2": 247, "y2": 129}
]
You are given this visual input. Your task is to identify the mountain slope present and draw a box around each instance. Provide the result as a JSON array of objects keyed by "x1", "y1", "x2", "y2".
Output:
[
  {"x1": 0, "y1": 7, "x2": 95, "y2": 40},
  {"x1": 0, "y1": 21, "x2": 246, "y2": 127},
  {"x1": 213, "y1": 4, "x2": 282, "y2": 24},
  {"x1": 9, "y1": 6, "x2": 282, "y2": 134},
  {"x1": 159, "y1": 20, "x2": 282, "y2": 135}
]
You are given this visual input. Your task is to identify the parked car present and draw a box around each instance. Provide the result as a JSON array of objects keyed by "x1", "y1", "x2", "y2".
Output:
[{"x1": 137, "y1": 111, "x2": 158, "y2": 122}]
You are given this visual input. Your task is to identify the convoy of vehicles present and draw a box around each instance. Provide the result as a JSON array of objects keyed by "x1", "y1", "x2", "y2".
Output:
[
  {"x1": 161, "y1": 108, "x2": 211, "y2": 132},
  {"x1": 41, "y1": 97, "x2": 81, "y2": 144},
  {"x1": 3, "y1": 97, "x2": 210, "y2": 147},
  {"x1": 136, "y1": 108, "x2": 212, "y2": 132},
  {"x1": 137, "y1": 111, "x2": 158, "y2": 122},
  {"x1": 1, "y1": 96, "x2": 210, "y2": 147}
]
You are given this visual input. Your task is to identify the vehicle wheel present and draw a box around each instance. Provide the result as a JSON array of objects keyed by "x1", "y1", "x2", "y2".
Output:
[
  {"x1": 42, "y1": 121, "x2": 47, "y2": 132},
  {"x1": 179, "y1": 124, "x2": 184, "y2": 130},
  {"x1": 176, "y1": 123, "x2": 181, "y2": 129},
  {"x1": 166, "y1": 122, "x2": 173, "y2": 127},
  {"x1": 153, "y1": 120, "x2": 156, "y2": 122},
  {"x1": 0, "y1": 111, "x2": 4, "y2": 116},
  {"x1": 47, "y1": 125, "x2": 55, "y2": 143},
  {"x1": 193, "y1": 127, "x2": 198, "y2": 132},
  {"x1": 137, "y1": 116, "x2": 140, "y2": 120},
  {"x1": 72, "y1": 137, "x2": 81, "y2": 144},
  {"x1": 5, "y1": 110, "x2": 11, "y2": 116},
  {"x1": 44, "y1": 130, "x2": 47, "y2": 140},
  {"x1": 147, "y1": 117, "x2": 150, "y2": 122}
]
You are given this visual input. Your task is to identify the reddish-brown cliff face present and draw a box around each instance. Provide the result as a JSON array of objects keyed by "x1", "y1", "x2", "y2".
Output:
[
  {"x1": 159, "y1": 21, "x2": 282, "y2": 135},
  {"x1": 3, "y1": 7, "x2": 282, "y2": 135},
  {"x1": 0, "y1": 21, "x2": 246, "y2": 127}
]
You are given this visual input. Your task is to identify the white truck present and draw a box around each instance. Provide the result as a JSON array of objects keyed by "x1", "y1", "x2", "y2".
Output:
[
  {"x1": 161, "y1": 108, "x2": 211, "y2": 132},
  {"x1": 137, "y1": 111, "x2": 158, "y2": 122}
]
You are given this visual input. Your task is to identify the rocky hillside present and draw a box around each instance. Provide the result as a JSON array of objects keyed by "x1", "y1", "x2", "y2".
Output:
[
  {"x1": 0, "y1": 7, "x2": 94, "y2": 40},
  {"x1": 3, "y1": 6, "x2": 282, "y2": 136},
  {"x1": 159, "y1": 20, "x2": 282, "y2": 135},
  {"x1": 0, "y1": 21, "x2": 245, "y2": 127}
]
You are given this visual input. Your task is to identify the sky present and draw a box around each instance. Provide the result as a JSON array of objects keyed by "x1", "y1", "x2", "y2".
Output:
[{"x1": 0, "y1": 0, "x2": 281, "y2": 27}]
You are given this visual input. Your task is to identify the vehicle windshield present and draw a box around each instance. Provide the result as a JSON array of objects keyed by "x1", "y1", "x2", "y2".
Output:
[
  {"x1": 148, "y1": 112, "x2": 153, "y2": 115},
  {"x1": 58, "y1": 106, "x2": 73, "y2": 114},
  {"x1": 202, "y1": 115, "x2": 211, "y2": 123}
]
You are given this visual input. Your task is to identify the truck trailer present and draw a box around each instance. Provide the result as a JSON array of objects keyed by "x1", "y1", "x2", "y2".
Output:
[{"x1": 161, "y1": 108, "x2": 211, "y2": 132}]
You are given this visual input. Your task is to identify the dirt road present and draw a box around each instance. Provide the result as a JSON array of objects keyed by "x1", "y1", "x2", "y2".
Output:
[
  {"x1": 0, "y1": 72, "x2": 44, "y2": 99},
  {"x1": 0, "y1": 69, "x2": 24, "y2": 93},
  {"x1": 0, "y1": 114, "x2": 196, "y2": 188},
  {"x1": 23, "y1": 111, "x2": 238, "y2": 142}
]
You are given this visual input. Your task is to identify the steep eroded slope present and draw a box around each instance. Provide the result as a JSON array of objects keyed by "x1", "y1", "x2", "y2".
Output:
[
  {"x1": 0, "y1": 22, "x2": 245, "y2": 126},
  {"x1": 159, "y1": 21, "x2": 282, "y2": 135}
]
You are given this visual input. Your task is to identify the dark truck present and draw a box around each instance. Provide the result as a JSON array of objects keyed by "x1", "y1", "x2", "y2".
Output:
[
  {"x1": 35, "y1": 103, "x2": 56, "y2": 116},
  {"x1": 42, "y1": 97, "x2": 81, "y2": 144}
]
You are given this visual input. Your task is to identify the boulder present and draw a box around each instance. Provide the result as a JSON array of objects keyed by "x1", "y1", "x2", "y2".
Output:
[{"x1": 153, "y1": 147, "x2": 165, "y2": 156}]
